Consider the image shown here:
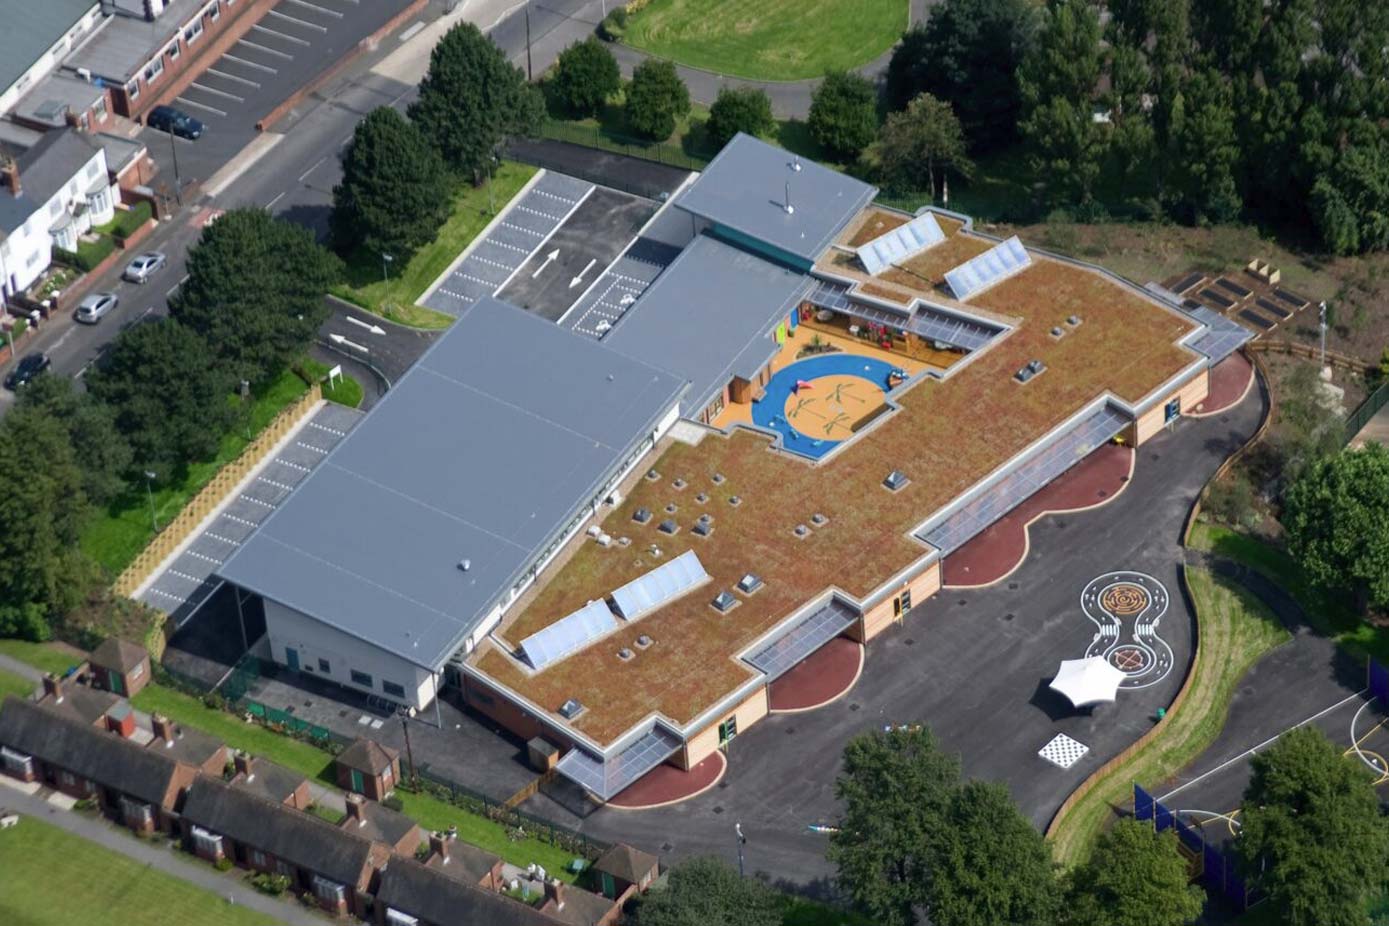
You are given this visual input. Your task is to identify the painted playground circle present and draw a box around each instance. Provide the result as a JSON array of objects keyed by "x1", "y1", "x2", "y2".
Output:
[
  {"x1": 1079, "y1": 571, "x2": 1174, "y2": 690},
  {"x1": 753, "y1": 354, "x2": 903, "y2": 460}
]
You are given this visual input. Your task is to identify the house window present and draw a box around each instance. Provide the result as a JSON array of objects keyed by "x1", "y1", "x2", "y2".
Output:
[
  {"x1": 60, "y1": 770, "x2": 77, "y2": 787},
  {"x1": 386, "y1": 909, "x2": 420, "y2": 926},
  {"x1": 311, "y1": 875, "x2": 345, "y2": 905},
  {"x1": 119, "y1": 796, "x2": 153, "y2": 825},
  {"x1": 275, "y1": 859, "x2": 294, "y2": 878},
  {"x1": 1, "y1": 746, "x2": 34, "y2": 777},
  {"x1": 93, "y1": 97, "x2": 108, "y2": 121},
  {"x1": 382, "y1": 681, "x2": 406, "y2": 700},
  {"x1": 206, "y1": 2, "x2": 221, "y2": 21},
  {"x1": 49, "y1": 199, "x2": 63, "y2": 218},
  {"x1": 249, "y1": 849, "x2": 268, "y2": 868},
  {"x1": 126, "y1": 79, "x2": 140, "y2": 101},
  {"x1": 318, "y1": 658, "x2": 330, "y2": 673},
  {"x1": 350, "y1": 670, "x2": 373, "y2": 689},
  {"x1": 184, "y1": 19, "x2": 204, "y2": 43},
  {"x1": 130, "y1": 662, "x2": 144, "y2": 680},
  {"x1": 893, "y1": 589, "x2": 912, "y2": 618},
  {"x1": 167, "y1": 42, "x2": 181, "y2": 61},
  {"x1": 191, "y1": 825, "x2": 223, "y2": 856},
  {"x1": 381, "y1": 764, "x2": 393, "y2": 786},
  {"x1": 86, "y1": 161, "x2": 100, "y2": 179},
  {"x1": 144, "y1": 57, "x2": 164, "y2": 84}
]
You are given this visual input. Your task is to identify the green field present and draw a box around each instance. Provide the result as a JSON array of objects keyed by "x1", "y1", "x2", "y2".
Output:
[
  {"x1": 0, "y1": 639, "x2": 82, "y2": 676},
  {"x1": 0, "y1": 668, "x2": 36, "y2": 701},
  {"x1": 624, "y1": 0, "x2": 909, "y2": 81},
  {"x1": 80, "y1": 367, "x2": 311, "y2": 574},
  {"x1": 333, "y1": 162, "x2": 537, "y2": 329},
  {"x1": 0, "y1": 817, "x2": 279, "y2": 926}
]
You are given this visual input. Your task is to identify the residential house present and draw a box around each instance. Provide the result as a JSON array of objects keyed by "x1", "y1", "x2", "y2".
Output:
[
  {"x1": 336, "y1": 737, "x2": 400, "y2": 801},
  {"x1": 374, "y1": 858, "x2": 571, "y2": 926},
  {"x1": 0, "y1": 0, "x2": 103, "y2": 116},
  {"x1": 0, "y1": 695, "x2": 197, "y2": 834},
  {"x1": 0, "y1": 127, "x2": 117, "y2": 298},
  {"x1": 340, "y1": 793, "x2": 422, "y2": 857},
  {"x1": 420, "y1": 826, "x2": 504, "y2": 892},
  {"x1": 88, "y1": 637, "x2": 151, "y2": 698},
  {"x1": 228, "y1": 751, "x2": 312, "y2": 809},
  {"x1": 591, "y1": 843, "x2": 660, "y2": 901},
  {"x1": 181, "y1": 776, "x2": 390, "y2": 918},
  {"x1": 146, "y1": 712, "x2": 228, "y2": 776},
  {"x1": 37, "y1": 673, "x2": 132, "y2": 737}
]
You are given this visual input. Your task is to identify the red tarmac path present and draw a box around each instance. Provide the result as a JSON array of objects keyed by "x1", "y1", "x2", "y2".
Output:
[
  {"x1": 769, "y1": 637, "x2": 864, "y2": 712},
  {"x1": 608, "y1": 751, "x2": 726, "y2": 810},
  {"x1": 1192, "y1": 353, "x2": 1255, "y2": 416}
]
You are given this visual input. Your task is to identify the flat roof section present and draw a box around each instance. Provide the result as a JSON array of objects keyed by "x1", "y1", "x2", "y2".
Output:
[
  {"x1": 217, "y1": 298, "x2": 686, "y2": 670},
  {"x1": 675, "y1": 133, "x2": 876, "y2": 265},
  {"x1": 603, "y1": 233, "x2": 811, "y2": 415}
]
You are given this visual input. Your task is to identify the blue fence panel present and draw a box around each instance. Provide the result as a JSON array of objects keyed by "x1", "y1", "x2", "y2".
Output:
[
  {"x1": 1134, "y1": 784, "x2": 1154, "y2": 822},
  {"x1": 1175, "y1": 817, "x2": 1204, "y2": 853},
  {"x1": 1154, "y1": 800, "x2": 1174, "y2": 832},
  {"x1": 1203, "y1": 842, "x2": 1224, "y2": 890},
  {"x1": 1370, "y1": 659, "x2": 1389, "y2": 705},
  {"x1": 1226, "y1": 868, "x2": 1250, "y2": 911}
]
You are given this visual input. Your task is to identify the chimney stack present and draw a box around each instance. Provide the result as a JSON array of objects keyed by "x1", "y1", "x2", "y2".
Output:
[
  {"x1": 233, "y1": 752, "x2": 253, "y2": 781},
  {"x1": 105, "y1": 713, "x2": 128, "y2": 737},
  {"x1": 429, "y1": 830, "x2": 451, "y2": 863},
  {"x1": 0, "y1": 154, "x2": 20, "y2": 198},
  {"x1": 41, "y1": 674, "x2": 63, "y2": 703},
  {"x1": 151, "y1": 713, "x2": 175, "y2": 746},
  {"x1": 544, "y1": 877, "x2": 565, "y2": 910},
  {"x1": 344, "y1": 793, "x2": 366, "y2": 826}
]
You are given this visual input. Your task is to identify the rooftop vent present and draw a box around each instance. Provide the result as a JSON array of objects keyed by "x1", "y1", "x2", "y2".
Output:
[
  {"x1": 793, "y1": 524, "x2": 810, "y2": 538},
  {"x1": 810, "y1": 513, "x2": 828, "y2": 527},
  {"x1": 672, "y1": 478, "x2": 687, "y2": 490},
  {"x1": 558, "y1": 699, "x2": 585, "y2": 720},
  {"x1": 658, "y1": 519, "x2": 679, "y2": 535},
  {"x1": 711, "y1": 591, "x2": 738, "y2": 613},
  {"x1": 695, "y1": 492, "x2": 709, "y2": 504},
  {"x1": 645, "y1": 469, "x2": 660, "y2": 482},
  {"x1": 1067, "y1": 315, "x2": 1082, "y2": 327},
  {"x1": 737, "y1": 574, "x2": 764, "y2": 595},
  {"x1": 633, "y1": 507, "x2": 652, "y2": 524},
  {"x1": 883, "y1": 470, "x2": 909, "y2": 492},
  {"x1": 1015, "y1": 359, "x2": 1048, "y2": 384},
  {"x1": 1050, "y1": 326, "x2": 1065, "y2": 338},
  {"x1": 712, "y1": 472, "x2": 726, "y2": 485},
  {"x1": 635, "y1": 634, "x2": 653, "y2": 649},
  {"x1": 617, "y1": 648, "x2": 634, "y2": 662},
  {"x1": 728, "y1": 495, "x2": 742, "y2": 507},
  {"x1": 665, "y1": 503, "x2": 678, "y2": 514},
  {"x1": 457, "y1": 559, "x2": 471, "y2": 572},
  {"x1": 692, "y1": 520, "x2": 712, "y2": 537}
]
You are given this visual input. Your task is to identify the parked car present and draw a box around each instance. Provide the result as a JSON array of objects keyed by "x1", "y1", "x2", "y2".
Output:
[
  {"x1": 147, "y1": 105, "x2": 204, "y2": 140},
  {"x1": 4, "y1": 352, "x2": 50, "y2": 390},
  {"x1": 75, "y1": 292, "x2": 119, "y2": 324},
  {"x1": 122, "y1": 251, "x2": 167, "y2": 284}
]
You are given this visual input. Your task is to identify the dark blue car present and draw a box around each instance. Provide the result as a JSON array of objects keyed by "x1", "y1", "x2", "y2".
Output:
[{"x1": 147, "y1": 105, "x2": 204, "y2": 140}]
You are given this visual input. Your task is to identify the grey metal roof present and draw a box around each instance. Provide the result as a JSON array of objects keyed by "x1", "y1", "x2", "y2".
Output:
[
  {"x1": 216, "y1": 297, "x2": 686, "y2": 671},
  {"x1": 0, "y1": 128, "x2": 103, "y2": 235},
  {"x1": 0, "y1": 0, "x2": 97, "y2": 99},
  {"x1": 604, "y1": 233, "x2": 811, "y2": 415},
  {"x1": 12, "y1": 72, "x2": 106, "y2": 127},
  {"x1": 65, "y1": 0, "x2": 207, "y2": 82},
  {"x1": 675, "y1": 133, "x2": 876, "y2": 265}
]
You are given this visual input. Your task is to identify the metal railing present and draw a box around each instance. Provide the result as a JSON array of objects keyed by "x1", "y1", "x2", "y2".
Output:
[
  {"x1": 535, "y1": 119, "x2": 716, "y2": 171},
  {"x1": 1345, "y1": 378, "x2": 1389, "y2": 445}
]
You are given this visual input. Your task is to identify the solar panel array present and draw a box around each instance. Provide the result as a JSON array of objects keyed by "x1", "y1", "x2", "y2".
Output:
[
  {"x1": 745, "y1": 598, "x2": 859, "y2": 679},
  {"x1": 943, "y1": 236, "x2": 1032, "y2": 301},
  {"x1": 920, "y1": 404, "x2": 1129, "y2": 553},
  {"x1": 520, "y1": 599, "x2": 618, "y2": 671},
  {"x1": 555, "y1": 724, "x2": 683, "y2": 799},
  {"x1": 611, "y1": 550, "x2": 710, "y2": 620},
  {"x1": 855, "y1": 212, "x2": 946, "y2": 276},
  {"x1": 804, "y1": 282, "x2": 1001, "y2": 352}
]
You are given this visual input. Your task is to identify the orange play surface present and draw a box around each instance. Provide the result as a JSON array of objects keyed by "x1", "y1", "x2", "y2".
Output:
[{"x1": 783, "y1": 374, "x2": 886, "y2": 441}]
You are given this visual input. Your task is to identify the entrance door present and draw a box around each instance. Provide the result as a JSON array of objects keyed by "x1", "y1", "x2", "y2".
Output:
[
  {"x1": 285, "y1": 647, "x2": 300, "y2": 671},
  {"x1": 718, "y1": 717, "x2": 738, "y2": 746},
  {"x1": 1164, "y1": 397, "x2": 1181, "y2": 424},
  {"x1": 109, "y1": 673, "x2": 124, "y2": 696},
  {"x1": 349, "y1": 769, "x2": 364, "y2": 793}
]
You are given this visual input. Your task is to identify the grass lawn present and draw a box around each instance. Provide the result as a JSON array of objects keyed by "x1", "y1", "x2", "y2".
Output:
[
  {"x1": 0, "y1": 816, "x2": 279, "y2": 926},
  {"x1": 1188, "y1": 521, "x2": 1389, "y2": 660},
  {"x1": 0, "y1": 639, "x2": 83, "y2": 676},
  {"x1": 80, "y1": 368, "x2": 311, "y2": 575},
  {"x1": 302, "y1": 358, "x2": 364, "y2": 408},
  {"x1": 0, "y1": 668, "x2": 36, "y2": 700},
  {"x1": 393, "y1": 789, "x2": 582, "y2": 883},
  {"x1": 623, "y1": 0, "x2": 909, "y2": 81},
  {"x1": 331, "y1": 162, "x2": 536, "y2": 329},
  {"x1": 1047, "y1": 566, "x2": 1290, "y2": 866}
]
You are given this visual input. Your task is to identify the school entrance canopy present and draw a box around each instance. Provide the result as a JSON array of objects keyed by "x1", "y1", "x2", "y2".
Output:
[{"x1": 1049, "y1": 656, "x2": 1126, "y2": 708}]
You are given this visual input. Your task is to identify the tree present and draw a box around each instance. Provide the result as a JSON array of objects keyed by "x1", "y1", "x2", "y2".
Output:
[
  {"x1": 330, "y1": 107, "x2": 452, "y2": 266},
  {"x1": 808, "y1": 71, "x2": 877, "y2": 163},
  {"x1": 1311, "y1": 129, "x2": 1389, "y2": 256},
  {"x1": 925, "y1": 781, "x2": 1059, "y2": 926},
  {"x1": 706, "y1": 86, "x2": 775, "y2": 149},
  {"x1": 1274, "y1": 363, "x2": 1345, "y2": 484},
  {"x1": 549, "y1": 38, "x2": 620, "y2": 117},
  {"x1": 407, "y1": 22, "x2": 543, "y2": 177},
  {"x1": 1239, "y1": 726, "x2": 1389, "y2": 926},
  {"x1": 633, "y1": 856, "x2": 781, "y2": 926},
  {"x1": 877, "y1": 93, "x2": 973, "y2": 200},
  {"x1": 1166, "y1": 69, "x2": 1242, "y2": 224},
  {"x1": 625, "y1": 59, "x2": 690, "y2": 141},
  {"x1": 828, "y1": 727, "x2": 960, "y2": 926},
  {"x1": 86, "y1": 321, "x2": 235, "y2": 474},
  {"x1": 1019, "y1": 1, "x2": 1106, "y2": 204},
  {"x1": 15, "y1": 374, "x2": 130, "y2": 506},
  {"x1": 170, "y1": 208, "x2": 343, "y2": 386},
  {"x1": 1061, "y1": 819, "x2": 1203, "y2": 926},
  {"x1": 1283, "y1": 443, "x2": 1389, "y2": 610},
  {"x1": 886, "y1": 0, "x2": 1040, "y2": 153}
]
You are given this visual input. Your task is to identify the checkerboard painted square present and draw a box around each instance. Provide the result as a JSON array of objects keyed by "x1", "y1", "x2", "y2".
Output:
[{"x1": 1039, "y1": 733, "x2": 1089, "y2": 769}]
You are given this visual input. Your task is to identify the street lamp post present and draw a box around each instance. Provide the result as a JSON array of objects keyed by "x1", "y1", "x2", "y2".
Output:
[
  {"x1": 166, "y1": 129, "x2": 183, "y2": 208},
  {"x1": 398, "y1": 708, "x2": 418, "y2": 787},
  {"x1": 735, "y1": 822, "x2": 746, "y2": 878},
  {"x1": 1319, "y1": 301, "x2": 1328, "y2": 368},
  {"x1": 144, "y1": 470, "x2": 159, "y2": 532},
  {"x1": 381, "y1": 253, "x2": 394, "y2": 286}
]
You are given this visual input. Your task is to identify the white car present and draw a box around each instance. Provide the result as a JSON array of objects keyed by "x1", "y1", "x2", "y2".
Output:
[
  {"x1": 122, "y1": 252, "x2": 167, "y2": 284},
  {"x1": 75, "y1": 291, "x2": 119, "y2": 324}
]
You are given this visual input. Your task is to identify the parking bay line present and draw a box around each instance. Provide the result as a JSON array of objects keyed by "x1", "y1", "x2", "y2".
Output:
[
  {"x1": 285, "y1": 0, "x2": 344, "y2": 18},
  {"x1": 206, "y1": 67, "x2": 261, "y2": 88},
  {"x1": 221, "y1": 52, "x2": 277, "y2": 74},
  {"x1": 189, "y1": 81, "x2": 245, "y2": 103},
  {"x1": 177, "y1": 96, "x2": 228, "y2": 117},
  {"x1": 253, "y1": 23, "x2": 311, "y2": 47},
  {"x1": 268, "y1": 9, "x2": 329, "y2": 33},
  {"x1": 238, "y1": 37, "x2": 294, "y2": 60}
]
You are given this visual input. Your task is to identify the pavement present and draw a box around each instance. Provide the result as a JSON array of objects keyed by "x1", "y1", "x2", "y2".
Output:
[
  {"x1": 516, "y1": 377, "x2": 1268, "y2": 886},
  {"x1": 0, "y1": 784, "x2": 314, "y2": 926}
]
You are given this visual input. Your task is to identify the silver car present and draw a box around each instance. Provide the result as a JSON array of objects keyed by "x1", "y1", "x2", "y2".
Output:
[
  {"x1": 122, "y1": 251, "x2": 167, "y2": 284},
  {"x1": 75, "y1": 291, "x2": 119, "y2": 324}
]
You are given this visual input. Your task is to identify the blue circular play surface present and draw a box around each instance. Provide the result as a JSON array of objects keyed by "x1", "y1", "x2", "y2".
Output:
[{"x1": 752, "y1": 354, "x2": 902, "y2": 460}]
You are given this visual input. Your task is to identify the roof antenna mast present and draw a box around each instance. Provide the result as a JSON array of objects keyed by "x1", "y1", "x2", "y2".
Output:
[{"x1": 784, "y1": 181, "x2": 795, "y2": 215}]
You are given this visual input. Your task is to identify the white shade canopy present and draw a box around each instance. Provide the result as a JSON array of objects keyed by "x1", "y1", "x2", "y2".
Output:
[{"x1": 1050, "y1": 656, "x2": 1126, "y2": 708}]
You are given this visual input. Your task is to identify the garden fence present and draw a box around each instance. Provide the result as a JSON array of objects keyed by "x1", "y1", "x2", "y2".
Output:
[
  {"x1": 1344, "y1": 378, "x2": 1389, "y2": 446},
  {"x1": 535, "y1": 119, "x2": 715, "y2": 171},
  {"x1": 1134, "y1": 783, "x2": 1265, "y2": 912}
]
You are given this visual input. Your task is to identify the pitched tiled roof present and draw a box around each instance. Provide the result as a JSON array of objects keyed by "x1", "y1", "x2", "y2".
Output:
[
  {"x1": 337, "y1": 737, "x2": 398, "y2": 774},
  {"x1": 425, "y1": 835, "x2": 502, "y2": 886},
  {"x1": 593, "y1": 843, "x2": 659, "y2": 884},
  {"x1": 376, "y1": 859, "x2": 562, "y2": 926},
  {"x1": 0, "y1": 695, "x2": 187, "y2": 807},
  {"x1": 90, "y1": 637, "x2": 147, "y2": 672},
  {"x1": 182, "y1": 777, "x2": 379, "y2": 888},
  {"x1": 231, "y1": 756, "x2": 307, "y2": 804},
  {"x1": 342, "y1": 800, "x2": 419, "y2": 851}
]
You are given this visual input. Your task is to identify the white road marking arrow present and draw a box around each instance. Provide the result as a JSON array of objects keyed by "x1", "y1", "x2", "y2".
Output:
[
  {"x1": 532, "y1": 248, "x2": 560, "y2": 278},
  {"x1": 569, "y1": 257, "x2": 597, "y2": 289},
  {"x1": 344, "y1": 316, "x2": 385, "y2": 335},
  {"x1": 329, "y1": 333, "x2": 369, "y2": 353}
]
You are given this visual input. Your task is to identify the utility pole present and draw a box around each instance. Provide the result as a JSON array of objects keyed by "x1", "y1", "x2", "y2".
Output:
[
  {"x1": 399, "y1": 710, "x2": 418, "y2": 786},
  {"x1": 144, "y1": 470, "x2": 159, "y2": 531},
  {"x1": 167, "y1": 129, "x2": 182, "y2": 208},
  {"x1": 735, "y1": 822, "x2": 746, "y2": 878},
  {"x1": 525, "y1": 4, "x2": 533, "y2": 81},
  {"x1": 381, "y1": 253, "x2": 394, "y2": 286}
]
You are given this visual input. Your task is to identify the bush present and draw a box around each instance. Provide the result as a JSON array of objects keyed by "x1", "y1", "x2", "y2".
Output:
[
  {"x1": 102, "y1": 201, "x2": 153, "y2": 241},
  {"x1": 549, "y1": 38, "x2": 620, "y2": 116},
  {"x1": 54, "y1": 236, "x2": 117, "y2": 273},
  {"x1": 625, "y1": 58, "x2": 690, "y2": 141},
  {"x1": 215, "y1": 857, "x2": 234, "y2": 872},
  {"x1": 706, "y1": 87, "x2": 775, "y2": 149},
  {"x1": 252, "y1": 873, "x2": 291, "y2": 896},
  {"x1": 599, "y1": 7, "x2": 628, "y2": 41},
  {"x1": 382, "y1": 794, "x2": 405, "y2": 812},
  {"x1": 808, "y1": 71, "x2": 878, "y2": 162},
  {"x1": 1203, "y1": 473, "x2": 1258, "y2": 529}
]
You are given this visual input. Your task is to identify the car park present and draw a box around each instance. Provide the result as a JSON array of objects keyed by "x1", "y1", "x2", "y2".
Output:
[
  {"x1": 4, "y1": 352, "x2": 50, "y2": 390},
  {"x1": 122, "y1": 252, "x2": 167, "y2": 284},
  {"x1": 147, "y1": 105, "x2": 204, "y2": 140},
  {"x1": 75, "y1": 292, "x2": 119, "y2": 324}
]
